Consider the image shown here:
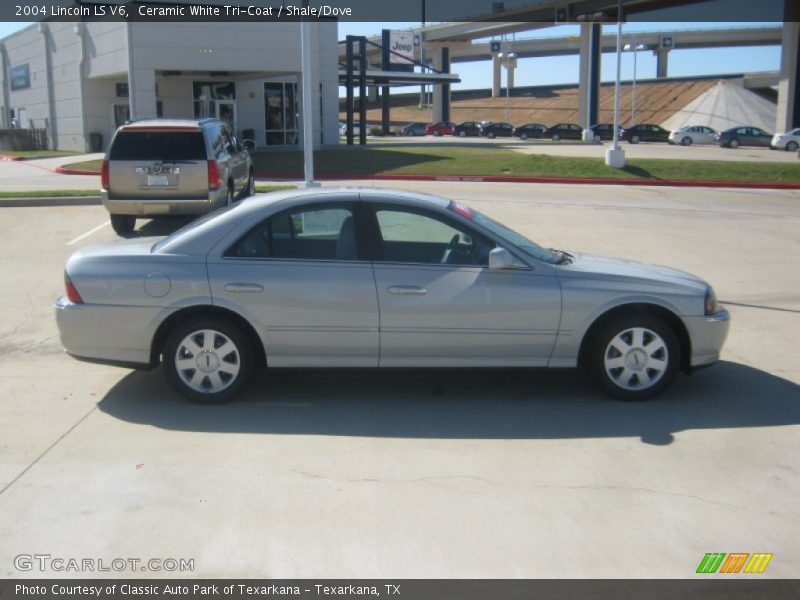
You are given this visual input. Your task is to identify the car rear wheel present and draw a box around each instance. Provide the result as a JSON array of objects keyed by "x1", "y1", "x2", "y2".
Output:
[
  {"x1": 433, "y1": 131, "x2": 441, "y2": 137},
  {"x1": 729, "y1": 138, "x2": 740, "y2": 149},
  {"x1": 786, "y1": 141, "x2": 798, "y2": 152},
  {"x1": 681, "y1": 137, "x2": 692, "y2": 146},
  {"x1": 164, "y1": 318, "x2": 254, "y2": 404},
  {"x1": 487, "y1": 131, "x2": 496, "y2": 139},
  {"x1": 110, "y1": 214, "x2": 135, "y2": 235},
  {"x1": 458, "y1": 131, "x2": 466, "y2": 137},
  {"x1": 589, "y1": 315, "x2": 680, "y2": 401}
]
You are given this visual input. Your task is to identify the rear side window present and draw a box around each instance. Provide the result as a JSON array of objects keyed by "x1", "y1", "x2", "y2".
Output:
[{"x1": 109, "y1": 131, "x2": 206, "y2": 161}]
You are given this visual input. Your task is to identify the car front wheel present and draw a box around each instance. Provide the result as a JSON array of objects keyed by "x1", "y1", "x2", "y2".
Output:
[
  {"x1": 681, "y1": 137, "x2": 692, "y2": 146},
  {"x1": 589, "y1": 315, "x2": 680, "y2": 401},
  {"x1": 552, "y1": 133, "x2": 561, "y2": 141},
  {"x1": 164, "y1": 318, "x2": 254, "y2": 403},
  {"x1": 519, "y1": 132, "x2": 528, "y2": 140},
  {"x1": 110, "y1": 214, "x2": 135, "y2": 235},
  {"x1": 786, "y1": 141, "x2": 798, "y2": 152},
  {"x1": 458, "y1": 131, "x2": 466, "y2": 137}
]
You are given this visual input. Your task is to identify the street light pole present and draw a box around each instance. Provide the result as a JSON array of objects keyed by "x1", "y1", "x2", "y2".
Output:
[
  {"x1": 299, "y1": 19, "x2": 318, "y2": 187},
  {"x1": 498, "y1": 52, "x2": 516, "y2": 123},
  {"x1": 623, "y1": 42, "x2": 646, "y2": 125},
  {"x1": 605, "y1": 0, "x2": 625, "y2": 168}
]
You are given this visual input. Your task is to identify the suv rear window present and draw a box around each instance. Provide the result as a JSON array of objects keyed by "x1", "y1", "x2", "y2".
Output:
[{"x1": 109, "y1": 131, "x2": 206, "y2": 161}]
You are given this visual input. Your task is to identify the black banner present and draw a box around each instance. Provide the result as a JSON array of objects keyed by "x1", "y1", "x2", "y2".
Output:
[
  {"x1": 1, "y1": 0, "x2": 792, "y2": 23},
  {"x1": 2, "y1": 580, "x2": 800, "y2": 600}
]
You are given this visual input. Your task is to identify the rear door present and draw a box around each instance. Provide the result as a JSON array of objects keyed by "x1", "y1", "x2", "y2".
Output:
[
  {"x1": 208, "y1": 195, "x2": 380, "y2": 367},
  {"x1": 107, "y1": 128, "x2": 209, "y2": 200}
]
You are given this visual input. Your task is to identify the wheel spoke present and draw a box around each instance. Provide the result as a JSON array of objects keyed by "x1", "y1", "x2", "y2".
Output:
[
  {"x1": 216, "y1": 341, "x2": 237, "y2": 358},
  {"x1": 610, "y1": 337, "x2": 631, "y2": 355},
  {"x1": 648, "y1": 357, "x2": 667, "y2": 373},
  {"x1": 206, "y1": 372, "x2": 224, "y2": 391},
  {"x1": 176, "y1": 357, "x2": 196, "y2": 371},
  {"x1": 182, "y1": 337, "x2": 202, "y2": 356},
  {"x1": 631, "y1": 328, "x2": 645, "y2": 348},
  {"x1": 189, "y1": 370, "x2": 206, "y2": 390},
  {"x1": 201, "y1": 331, "x2": 216, "y2": 351},
  {"x1": 605, "y1": 356, "x2": 625, "y2": 370},
  {"x1": 636, "y1": 370, "x2": 652, "y2": 387},
  {"x1": 218, "y1": 361, "x2": 240, "y2": 377},
  {"x1": 645, "y1": 338, "x2": 665, "y2": 355}
]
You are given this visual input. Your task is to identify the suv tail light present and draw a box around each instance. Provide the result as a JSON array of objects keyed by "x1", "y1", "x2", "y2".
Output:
[
  {"x1": 100, "y1": 159, "x2": 109, "y2": 189},
  {"x1": 208, "y1": 160, "x2": 221, "y2": 190},
  {"x1": 65, "y1": 274, "x2": 83, "y2": 304}
]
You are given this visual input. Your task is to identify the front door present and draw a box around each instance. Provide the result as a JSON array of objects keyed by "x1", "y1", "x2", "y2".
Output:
[{"x1": 367, "y1": 201, "x2": 562, "y2": 367}]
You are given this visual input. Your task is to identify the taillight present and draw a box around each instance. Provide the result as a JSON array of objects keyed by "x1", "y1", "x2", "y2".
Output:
[
  {"x1": 65, "y1": 274, "x2": 83, "y2": 304},
  {"x1": 208, "y1": 160, "x2": 221, "y2": 190},
  {"x1": 101, "y1": 159, "x2": 109, "y2": 189}
]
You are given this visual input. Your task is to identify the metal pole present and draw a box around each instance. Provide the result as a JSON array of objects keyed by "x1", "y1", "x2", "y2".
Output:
[
  {"x1": 505, "y1": 60, "x2": 510, "y2": 123},
  {"x1": 612, "y1": 20, "x2": 622, "y2": 151},
  {"x1": 300, "y1": 20, "x2": 317, "y2": 187},
  {"x1": 631, "y1": 47, "x2": 637, "y2": 125}
]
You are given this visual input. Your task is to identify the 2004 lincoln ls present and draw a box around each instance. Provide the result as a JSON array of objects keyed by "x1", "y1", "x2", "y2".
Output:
[{"x1": 55, "y1": 188, "x2": 730, "y2": 403}]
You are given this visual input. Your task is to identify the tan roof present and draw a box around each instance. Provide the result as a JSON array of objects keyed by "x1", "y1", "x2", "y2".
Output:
[{"x1": 342, "y1": 79, "x2": 721, "y2": 128}]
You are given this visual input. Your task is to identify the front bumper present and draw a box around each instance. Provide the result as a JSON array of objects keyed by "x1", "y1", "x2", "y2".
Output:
[{"x1": 683, "y1": 308, "x2": 731, "y2": 369}]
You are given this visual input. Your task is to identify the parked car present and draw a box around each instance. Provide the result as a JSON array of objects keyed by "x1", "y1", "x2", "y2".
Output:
[
  {"x1": 402, "y1": 122, "x2": 428, "y2": 137},
  {"x1": 668, "y1": 125, "x2": 718, "y2": 146},
  {"x1": 716, "y1": 126, "x2": 772, "y2": 149},
  {"x1": 425, "y1": 121, "x2": 456, "y2": 136},
  {"x1": 101, "y1": 118, "x2": 253, "y2": 235},
  {"x1": 543, "y1": 123, "x2": 583, "y2": 141},
  {"x1": 339, "y1": 122, "x2": 362, "y2": 136},
  {"x1": 56, "y1": 188, "x2": 729, "y2": 404},
  {"x1": 770, "y1": 128, "x2": 800, "y2": 151},
  {"x1": 453, "y1": 121, "x2": 482, "y2": 137},
  {"x1": 618, "y1": 124, "x2": 670, "y2": 144},
  {"x1": 480, "y1": 122, "x2": 514, "y2": 138},
  {"x1": 513, "y1": 123, "x2": 547, "y2": 140},
  {"x1": 590, "y1": 124, "x2": 615, "y2": 141}
]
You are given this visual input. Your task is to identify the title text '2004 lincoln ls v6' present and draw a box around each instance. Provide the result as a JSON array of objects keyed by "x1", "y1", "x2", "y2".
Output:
[{"x1": 55, "y1": 188, "x2": 729, "y2": 403}]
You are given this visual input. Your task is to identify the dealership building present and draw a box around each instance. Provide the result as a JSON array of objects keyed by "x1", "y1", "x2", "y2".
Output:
[{"x1": 0, "y1": 20, "x2": 340, "y2": 151}]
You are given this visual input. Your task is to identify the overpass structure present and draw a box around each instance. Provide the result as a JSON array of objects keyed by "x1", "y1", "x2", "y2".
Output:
[{"x1": 339, "y1": 0, "x2": 799, "y2": 133}]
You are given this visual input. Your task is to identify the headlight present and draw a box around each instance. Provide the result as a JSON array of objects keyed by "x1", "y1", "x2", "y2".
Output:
[{"x1": 704, "y1": 287, "x2": 718, "y2": 315}]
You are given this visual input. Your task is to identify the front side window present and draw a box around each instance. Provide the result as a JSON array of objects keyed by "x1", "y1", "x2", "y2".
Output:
[
  {"x1": 226, "y1": 205, "x2": 356, "y2": 261},
  {"x1": 374, "y1": 207, "x2": 493, "y2": 266}
]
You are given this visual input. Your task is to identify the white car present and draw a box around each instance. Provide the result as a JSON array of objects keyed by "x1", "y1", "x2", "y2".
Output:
[
  {"x1": 339, "y1": 122, "x2": 362, "y2": 136},
  {"x1": 668, "y1": 125, "x2": 717, "y2": 146},
  {"x1": 770, "y1": 129, "x2": 800, "y2": 151}
]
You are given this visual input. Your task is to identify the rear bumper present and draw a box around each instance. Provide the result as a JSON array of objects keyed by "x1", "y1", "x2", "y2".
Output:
[
  {"x1": 55, "y1": 296, "x2": 162, "y2": 368},
  {"x1": 683, "y1": 308, "x2": 731, "y2": 369},
  {"x1": 101, "y1": 190, "x2": 220, "y2": 216}
]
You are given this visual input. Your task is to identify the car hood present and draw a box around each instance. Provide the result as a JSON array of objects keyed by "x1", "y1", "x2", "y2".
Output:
[{"x1": 558, "y1": 252, "x2": 708, "y2": 293}]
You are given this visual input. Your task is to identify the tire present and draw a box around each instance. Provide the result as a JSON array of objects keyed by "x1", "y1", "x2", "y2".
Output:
[
  {"x1": 487, "y1": 131, "x2": 496, "y2": 139},
  {"x1": 588, "y1": 314, "x2": 680, "y2": 401},
  {"x1": 163, "y1": 317, "x2": 254, "y2": 404},
  {"x1": 681, "y1": 137, "x2": 692, "y2": 146},
  {"x1": 241, "y1": 171, "x2": 255, "y2": 199},
  {"x1": 552, "y1": 133, "x2": 561, "y2": 141},
  {"x1": 110, "y1": 214, "x2": 135, "y2": 235},
  {"x1": 519, "y1": 132, "x2": 528, "y2": 140},
  {"x1": 459, "y1": 131, "x2": 466, "y2": 137},
  {"x1": 630, "y1": 135, "x2": 640, "y2": 144},
  {"x1": 225, "y1": 184, "x2": 234, "y2": 206},
  {"x1": 729, "y1": 138, "x2": 740, "y2": 149},
  {"x1": 433, "y1": 130, "x2": 441, "y2": 137},
  {"x1": 786, "y1": 141, "x2": 798, "y2": 152}
]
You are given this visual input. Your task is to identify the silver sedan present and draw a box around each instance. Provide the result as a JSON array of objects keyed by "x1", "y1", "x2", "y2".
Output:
[{"x1": 55, "y1": 188, "x2": 730, "y2": 403}]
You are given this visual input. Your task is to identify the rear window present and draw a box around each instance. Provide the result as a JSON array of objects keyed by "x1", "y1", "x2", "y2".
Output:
[{"x1": 109, "y1": 131, "x2": 206, "y2": 161}]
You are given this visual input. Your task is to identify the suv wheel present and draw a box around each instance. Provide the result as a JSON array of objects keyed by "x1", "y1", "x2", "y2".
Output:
[
  {"x1": 163, "y1": 317, "x2": 254, "y2": 403},
  {"x1": 225, "y1": 185, "x2": 235, "y2": 206},
  {"x1": 242, "y1": 172, "x2": 255, "y2": 199},
  {"x1": 110, "y1": 214, "x2": 135, "y2": 235},
  {"x1": 589, "y1": 315, "x2": 680, "y2": 401}
]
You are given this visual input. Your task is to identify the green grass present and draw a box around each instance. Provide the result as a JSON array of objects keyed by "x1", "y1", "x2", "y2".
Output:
[
  {"x1": 61, "y1": 147, "x2": 800, "y2": 184},
  {"x1": 255, "y1": 184, "x2": 296, "y2": 193},
  {"x1": 0, "y1": 189, "x2": 99, "y2": 198},
  {"x1": 61, "y1": 159, "x2": 103, "y2": 172},
  {"x1": 1, "y1": 150, "x2": 80, "y2": 159}
]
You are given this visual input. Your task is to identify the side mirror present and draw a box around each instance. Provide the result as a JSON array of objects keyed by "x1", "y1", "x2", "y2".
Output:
[{"x1": 489, "y1": 247, "x2": 527, "y2": 271}]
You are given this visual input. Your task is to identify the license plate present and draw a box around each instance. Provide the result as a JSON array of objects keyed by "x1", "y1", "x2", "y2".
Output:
[{"x1": 147, "y1": 175, "x2": 169, "y2": 186}]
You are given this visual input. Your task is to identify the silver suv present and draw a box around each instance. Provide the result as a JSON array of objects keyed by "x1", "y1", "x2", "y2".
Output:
[{"x1": 101, "y1": 118, "x2": 254, "y2": 235}]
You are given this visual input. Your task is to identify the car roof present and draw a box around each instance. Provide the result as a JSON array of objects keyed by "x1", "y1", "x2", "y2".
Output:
[{"x1": 119, "y1": 118, "x2": 220, "y2": 131}]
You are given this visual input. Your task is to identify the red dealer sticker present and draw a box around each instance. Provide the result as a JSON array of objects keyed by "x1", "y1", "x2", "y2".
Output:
[{"x1": 451, "y1": 202, "x2": 473, "y2": 219}]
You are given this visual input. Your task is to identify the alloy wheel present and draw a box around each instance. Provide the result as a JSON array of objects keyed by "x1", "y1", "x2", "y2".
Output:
[
  {"x1": 603, "y1": 327, "x2": 668, "y2": 391},
  {"x1": 174, "y1": 329, "x2": 241, "y2": 394}
]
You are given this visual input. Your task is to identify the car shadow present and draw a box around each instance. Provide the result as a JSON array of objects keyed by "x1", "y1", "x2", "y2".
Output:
[
  {"x1": 121, "y1": 216, "x2": 195, "y2": 239},
  {"x1": 97, "y1": 361, "x2": 800, "y2": 445}
]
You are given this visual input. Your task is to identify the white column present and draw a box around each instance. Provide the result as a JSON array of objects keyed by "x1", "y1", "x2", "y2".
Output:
[
  {"x1": 492, "y1": 54, "x2": 502, "y2": 98},
  {"x1": 431, "y1": 50, "x2": 443, "y2": 122},
  {"x1": 300, "y1": 20, "x2": 319, "y2": 187},
  {"x1": 577, "y1": 22, "x2": 591, "y2": 130}
]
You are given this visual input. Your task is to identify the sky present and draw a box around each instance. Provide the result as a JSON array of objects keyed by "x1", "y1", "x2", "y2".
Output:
[{"x1": 0, "y1": 20, "x2": 783, "y2": 91}]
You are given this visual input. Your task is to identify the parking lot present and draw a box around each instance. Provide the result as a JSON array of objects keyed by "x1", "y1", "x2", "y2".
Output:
[{"x1": 0, "y1": 180, "x2": 798, "y2": 578}]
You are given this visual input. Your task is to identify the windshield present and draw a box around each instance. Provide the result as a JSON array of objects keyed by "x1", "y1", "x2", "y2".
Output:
[{"x1": 449, "y1": 202, "x2": 559, "y2": 264}]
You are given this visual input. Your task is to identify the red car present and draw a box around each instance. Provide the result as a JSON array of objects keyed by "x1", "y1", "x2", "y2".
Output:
[{"x1": 425, "y1": 121, "x2": 456, "y2": 136}]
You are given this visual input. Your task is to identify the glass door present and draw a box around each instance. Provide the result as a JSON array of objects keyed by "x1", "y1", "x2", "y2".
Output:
[{"x1": 264, "y1": 82, "x2": 298, "y2": 146}]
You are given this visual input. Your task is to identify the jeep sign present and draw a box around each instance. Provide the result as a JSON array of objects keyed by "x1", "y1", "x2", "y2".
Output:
[{"x1": 389, "y1": 30, "x2": 415, "y2": 65}]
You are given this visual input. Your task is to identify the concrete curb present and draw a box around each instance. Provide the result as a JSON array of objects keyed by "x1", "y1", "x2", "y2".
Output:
[
  {"x1": 0, "y1": 196, "x2": 102, "y2": 207},
  {"x1": 255, "y1": 171, "x2": 800, "y2": 190},
  {"x1": 55, "y1": 166, "x2": 100, "y2": 176}
]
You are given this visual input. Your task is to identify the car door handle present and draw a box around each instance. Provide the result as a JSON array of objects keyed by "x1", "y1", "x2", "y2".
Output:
[
  {"x1": 387, "y1": 285, "x2": 428, "y2": 296},
  {"x1": 224, "y1": 283, "x2": 264, "y2": 293}
]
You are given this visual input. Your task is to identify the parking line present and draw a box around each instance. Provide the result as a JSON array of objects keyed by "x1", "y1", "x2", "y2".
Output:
[{"x1": 67, "y1": 220, "x2": 110, "y2": 246}]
